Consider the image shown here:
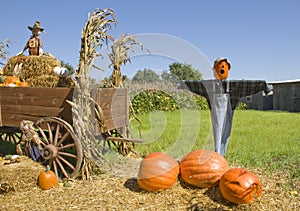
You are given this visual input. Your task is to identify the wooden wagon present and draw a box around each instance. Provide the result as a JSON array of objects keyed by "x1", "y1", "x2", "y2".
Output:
[{"x1": 0, "y1": 86, "x2": 140, "y2": 179}]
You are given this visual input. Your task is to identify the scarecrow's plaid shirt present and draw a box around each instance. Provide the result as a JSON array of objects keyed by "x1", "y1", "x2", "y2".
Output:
[{"x1": 182, "y1": 80, "x2": 270, "y2": 110}]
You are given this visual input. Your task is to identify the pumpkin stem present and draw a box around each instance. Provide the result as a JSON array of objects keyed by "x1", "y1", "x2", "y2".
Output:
[{"x1": 45, "y1": 165, "x2": 50, "y2": 172}]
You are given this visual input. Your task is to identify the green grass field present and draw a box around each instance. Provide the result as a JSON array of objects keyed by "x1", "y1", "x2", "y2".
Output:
[{"x1": 130, "y1": 110, "x2": 300, "y2": 179}]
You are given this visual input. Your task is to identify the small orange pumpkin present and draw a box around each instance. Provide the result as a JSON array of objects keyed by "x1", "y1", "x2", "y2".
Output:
[
  {"x1": 38, "y1": 165, "x2": 58, "y2": 190},
  {"x1": 137, "y1": 152, "x2": 179, "y2": 192},
  {"x1": 213, "y1": 58, "x2": 231, "y2": 80},
  {"x1": 179, "y1": 150, "x2": 228, "y2": 188},
  {"x1": 3, "y1": 75, "x2": 20, "y2": 86},
  {"x1": 17, "y1": 81, "x2": 29, "y2": 87},
  {"x1": 219, "y1": 168, "x2": 262, "y2": 204}
]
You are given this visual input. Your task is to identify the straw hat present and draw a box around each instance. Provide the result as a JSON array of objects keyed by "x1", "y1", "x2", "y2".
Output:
[
  {"x1": 28, "y1": 21, "x2": 44, "y2": 32},
  {"x1": 213, "y1": 57, "x2": 231, "y2": 70}
]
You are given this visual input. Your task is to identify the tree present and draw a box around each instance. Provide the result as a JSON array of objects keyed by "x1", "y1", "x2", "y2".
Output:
[
  {"x1": 61, "y1": 60, "x2": 76, "y2": 75},
  {"x1": 0, "y1": 39, "x2": 11, "y2": 66},
  {"x1": 161, "y1": 70, "x2": 173, "y2": 82},
  {"x1": 164, "y1": 62, "x2": 202, "y2": 82},
  {"x1": 132, "y1": 68, "x2": 161, "y2": 83}
]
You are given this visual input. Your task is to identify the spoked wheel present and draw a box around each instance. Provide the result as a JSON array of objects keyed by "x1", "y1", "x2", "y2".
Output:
[
  {"x1": 0, "y1": 126, "x2": 22, "y2": 144},
  {"x1": 35, "y1": 117, "x2": 83, "y2": 179}
]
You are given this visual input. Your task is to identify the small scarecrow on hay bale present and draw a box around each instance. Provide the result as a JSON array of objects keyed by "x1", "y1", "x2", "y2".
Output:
[
  {"x1": 18, "y1": 21, "x2": 44, "y2": 56},
  {"x1": 1, "y1": 21, "x2": 73, "y2": 87}
]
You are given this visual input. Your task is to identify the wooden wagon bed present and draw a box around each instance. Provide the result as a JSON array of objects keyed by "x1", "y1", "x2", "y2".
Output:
[
  {"x1": 0, "y1": 86, "x2": 135, "y2": 178},
  {"x1": 0, "y1": 87, "x2": 129, "y2": 133}
]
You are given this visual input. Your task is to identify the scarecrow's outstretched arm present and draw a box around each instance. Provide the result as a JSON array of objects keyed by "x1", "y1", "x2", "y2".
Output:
[
  {"x1": 228, "y1": 80, "x2": 270, "y2": 109},
  {"x1": 180, "y1": 80, "x2": 211, "y2": 106},
  {"x1": 181, "y1": 80, "x2": 209, "y2": 97}
]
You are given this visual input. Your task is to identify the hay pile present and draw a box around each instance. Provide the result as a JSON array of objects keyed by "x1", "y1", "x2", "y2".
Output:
[
  {"x1": 0, "y1": 156, "x2": 299, "y2": 210},
  {"x1": 0, "y1": 156, "x2": 44, "y2": 194},
  {"x1": 2, "y1": 54, "x2": 74, "y2": 87}
]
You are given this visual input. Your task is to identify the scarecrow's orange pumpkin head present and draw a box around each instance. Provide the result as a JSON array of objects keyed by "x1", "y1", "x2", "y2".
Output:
[{"x1": 213, "y1": 58, "x2": 231, "y2": 80}]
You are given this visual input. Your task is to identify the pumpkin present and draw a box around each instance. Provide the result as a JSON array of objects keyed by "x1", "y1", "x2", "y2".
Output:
[
  {"x1": 213, "y1": 58, "x2": 231, "y2": 80},
  {"x1": 38, "y1": 165, "x2": 59, "y2": 190},
  {"x1": 219, "y1": 168, "x2": 262, "y2": 204},
  {"x1": 179, "y1": 149, "x2": 228, "y2": 188},
  {"x1": 137, "y1": 152, "x2": 179, "y2": 192},
  {"x1": 16, "y1": 81, "x2": 29, "y2": 87},
  {"x1": 3, "y1": 75, "x2": 20, "y2": 86}
]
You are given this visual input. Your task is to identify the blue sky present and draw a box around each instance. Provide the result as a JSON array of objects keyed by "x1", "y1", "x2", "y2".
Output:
[{"x1": 1, "y1": 0, "x2": 299, "y2": 82}]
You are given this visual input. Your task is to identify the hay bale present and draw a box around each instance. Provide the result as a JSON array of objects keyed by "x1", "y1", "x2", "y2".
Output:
[
  {"x1": 26, "y1": 75, "x2": 60, "y2": 87},
  {"x1": 3, "y1": 54, "x2": 60, "y2": 80},
  {"x1": 2, "y1": 55, "x2": 28, "y2": 75},
  {"x1": 2, "y1": 54, "x2": 75, "y2": 88}
]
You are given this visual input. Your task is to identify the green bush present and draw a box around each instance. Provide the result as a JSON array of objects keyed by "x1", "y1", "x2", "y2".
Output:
[
  {"x1": 130, "y1": 89, "x2": 209, "y2": 114},
  {"x1": 131, "y1": 89, "x2": 179, "y2": 114},
  {"x1": 235, "y1": 102, "x2": 248, "y2": 110}
]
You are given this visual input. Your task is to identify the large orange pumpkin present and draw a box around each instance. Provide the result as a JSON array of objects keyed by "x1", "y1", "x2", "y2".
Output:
[
  {"x1": 137, "y1": 152, "x2": 179, "y2": 192},
  {"x1": 38, "y1": 166, "x2": 59, "y2": 190},
  {"x1": 179, "y1": 149, "x2": 228, "y2": 188},
  {"x1": 219, "y1": 168, "x2": 262, "y2": 204}
]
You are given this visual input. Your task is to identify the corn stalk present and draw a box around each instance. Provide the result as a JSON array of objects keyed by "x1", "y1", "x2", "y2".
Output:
[
  {"x1": 108, "y1": 34, "x2": 146, "y2": 88},
  {"x1": 72, "y1": 8, "x2": 116, "y2": 179},
  {"x1": 107, "y1": 34, "x2": 147, "y2": 154}
]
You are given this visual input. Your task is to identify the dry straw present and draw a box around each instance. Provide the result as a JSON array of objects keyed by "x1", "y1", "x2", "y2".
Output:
[
  {"x1": 1, "y1": 157, "x2": 298, "y2": 210},
  {"x1": 2, "y1": 54, "x2": 76, "y2": 87},
  {"x1": 3, "y1": 55, "x2": 60, "y2": 77}
]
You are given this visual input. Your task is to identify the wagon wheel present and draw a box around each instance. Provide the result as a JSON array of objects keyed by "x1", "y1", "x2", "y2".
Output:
[
  {"x1": 0, "y1": 126, "x2": 22, "y2": 144},
  {"x1": 35, "y1": 117, "x2": 83, "y2": 179}
]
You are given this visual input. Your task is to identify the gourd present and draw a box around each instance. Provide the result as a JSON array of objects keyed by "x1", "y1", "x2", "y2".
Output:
[
  {"x1": 137, "y1": 152, "x2": 179, "y2": 192},
  {"x1": 219, "y1": 168, "x2": 262, "y2": 204},
  {"x1": 179, "y1": 149, "x2": 228, "y2": 188},
  {"x1": 38, "y1": 165, "x2": 59, "y2": 190}
]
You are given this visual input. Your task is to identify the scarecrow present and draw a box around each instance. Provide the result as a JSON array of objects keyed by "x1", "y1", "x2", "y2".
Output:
[
  {"x1": 18, "y1": 21, "x2": 44, "y2": 56},
  {"x1": 17, "y1": 120, "x2": 43, "y2": 162},
  {"x1": 183, "y1": 58, "x2": 269, "y2": 156}
]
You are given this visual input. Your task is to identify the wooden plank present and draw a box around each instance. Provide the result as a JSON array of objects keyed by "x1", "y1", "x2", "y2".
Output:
[
  {"x1": 100, "y1": 97, "x2": 127, "y2": 110},
  {"x1": 98, "y1": 88, "x2": 127, "y2": 97},
  {"x1": 1, "y1": 114, "x2": 43, "y2": 126},
  {"x1": 1, "y1": 105, "x2": 63, "y2": 116},
  {"x1": 0, "y1": 96, "x2": 66, "y2": 107},
  {"x1": 101, "y1": 107, "x2": 127, "y2": 120},
  {"x1": 0, "y1": 87, "x2": 73, "y2": 127},
  {"x1": 0, "y1": 86, "x2": 73, "y2": 97},
  {"x1": 104, "y1": 115, "x2": 129, "y2": 131},
  {"x1": 0, "y1": 87, "x2": 73, "y2": 107},
  {"x1": 90, "y1": 88, "x2": 129, "y2": 133}
]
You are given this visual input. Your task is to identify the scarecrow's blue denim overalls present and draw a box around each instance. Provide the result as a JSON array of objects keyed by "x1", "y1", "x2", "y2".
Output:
[{"x1": 205, "y1": 80, "x2": 233, "y2": 156}]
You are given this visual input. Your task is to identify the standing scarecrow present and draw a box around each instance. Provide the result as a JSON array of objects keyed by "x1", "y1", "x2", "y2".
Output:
[
  {"x1": 183, "y1": 58, "x2": 269, "y2": 156},
  {"x1": 19, "y1": 21, "x2": 44, "y2": 56}
]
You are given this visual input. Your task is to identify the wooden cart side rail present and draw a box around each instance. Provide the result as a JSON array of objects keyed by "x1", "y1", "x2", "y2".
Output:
[
  {"x1": 0, "y1": 87, "x2": 72, "y2": 98},
  {"x1": 0, "y1": 87, "x2": 73, "y2": 127},
  {"x1": 0, "y1": 87, "x2": 130, "y2": 134},
  {"x1": 0, "y1": 87, "x2": 73, "y2": 107},
  {"x1": 0, "y1": 96, "x2": 67, "y2": 107},
  {"x1": 1, "y1": 105, "x2": 63, "y2": 116},
  {"x1": 91, "y1": 88, "x2": 130, "y2": 134}
]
